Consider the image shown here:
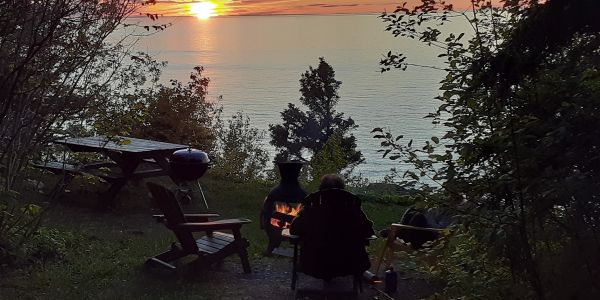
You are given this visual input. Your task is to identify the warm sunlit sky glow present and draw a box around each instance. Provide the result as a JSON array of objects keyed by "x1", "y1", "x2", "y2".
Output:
[
  {"x1": 142, "y1": 1, "x2": 486, "y2": 17},
  {"x1": 189, "y1": 1, "x2": 219, "y2": 19}
]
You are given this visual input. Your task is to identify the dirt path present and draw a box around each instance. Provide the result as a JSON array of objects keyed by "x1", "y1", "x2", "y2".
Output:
[{"x1": 193, "y1": 255, "x2": 442, "y2": 299}]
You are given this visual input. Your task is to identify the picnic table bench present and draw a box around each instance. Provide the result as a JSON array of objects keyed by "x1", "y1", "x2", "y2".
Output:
[
  {"x1": 33, "y1": 161, "x2": 83, "y2": 199},
  {"x1": 33, "y1": 161, "x2": 80, "y2": 175}
]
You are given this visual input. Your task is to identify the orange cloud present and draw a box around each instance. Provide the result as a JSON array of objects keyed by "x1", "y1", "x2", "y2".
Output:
[{"x1": 139, "y1": 1, "x2": 488, "y2": 17}]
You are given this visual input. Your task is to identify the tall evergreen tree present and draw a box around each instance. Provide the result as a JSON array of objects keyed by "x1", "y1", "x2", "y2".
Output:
[{"x1": 269, "y1": 58, "x2": 362, "y2": 171}]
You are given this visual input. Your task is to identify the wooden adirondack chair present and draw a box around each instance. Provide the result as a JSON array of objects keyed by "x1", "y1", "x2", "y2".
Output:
[
  {"x1": 146, "y1": 182, "x2": 252, "y2": 273},
  {"x1": 373, "y1": 207, "x2": 448, "y2": 276},
  {"x1": 287, "y1": 188, "x2": 375, "y2": 294}
]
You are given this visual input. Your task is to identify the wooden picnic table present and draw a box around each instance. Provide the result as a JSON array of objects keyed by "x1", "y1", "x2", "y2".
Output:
[{"x1": 54, "y1": 136, "x2": 188, "y2": 207}]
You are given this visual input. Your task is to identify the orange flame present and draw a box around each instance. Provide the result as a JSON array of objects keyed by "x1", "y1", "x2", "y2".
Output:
[
  {"x1": 274, "y1": 202, "x2": 302, "y2": 216},
  {"x1": 270, "y1": 218, "x2": 280, "y2": 227},
  {"x1": 270, "y1": 202, "x2": 302, "y2": 229}
]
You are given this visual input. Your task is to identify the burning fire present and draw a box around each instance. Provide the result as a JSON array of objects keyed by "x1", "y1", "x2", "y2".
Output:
[{"x1": 270, "y1": 202, "x2": 302, "y2": 229}]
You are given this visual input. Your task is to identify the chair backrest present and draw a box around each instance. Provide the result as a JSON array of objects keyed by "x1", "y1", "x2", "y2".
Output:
[
  {"x1": 302, "y1": 188, "x2": 361, "y2": 208},
  {"x1": 295, "y1": 188, "x2": 373, "y2": 279},
  {"x1": 146, "y1": 182, "x2": 198, "y2": 252}
]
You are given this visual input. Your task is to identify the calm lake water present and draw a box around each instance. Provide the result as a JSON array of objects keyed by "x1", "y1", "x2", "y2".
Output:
[{"x1": 136, "y1": 14, "x2": 462, "y2": 180}]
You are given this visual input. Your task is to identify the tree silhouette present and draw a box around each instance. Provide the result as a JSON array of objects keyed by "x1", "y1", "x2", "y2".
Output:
[
  {"x1": 269, "y1": 58, "x2": 362, "y2": 170},
  {"x1": 375, "y1": 0, "x2": 600, "y2": 297}
]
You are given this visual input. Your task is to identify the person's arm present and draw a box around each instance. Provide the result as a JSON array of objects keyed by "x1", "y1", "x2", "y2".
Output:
[{"x1": 358, "y1": 209, "x2": 375, "y2": 238}]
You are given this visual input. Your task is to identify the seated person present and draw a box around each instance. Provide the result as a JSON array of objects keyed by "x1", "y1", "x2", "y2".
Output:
[
  {"x1": 290, "y1": 174, "x2": 375, "y2": 280},
  {"x1": 380, "y1": 206, "x2": 452, "y2": 249}
]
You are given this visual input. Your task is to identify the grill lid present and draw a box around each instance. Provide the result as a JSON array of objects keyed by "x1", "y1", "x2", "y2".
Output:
[
  {"x1": 169, "y1": 147, "x2": 210, "y2": 181},
  {"x1": 170, "y1": 147, "x2": 210, "y2": 164}
]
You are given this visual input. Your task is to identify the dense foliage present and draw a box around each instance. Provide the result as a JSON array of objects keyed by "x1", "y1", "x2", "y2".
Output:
[
  {"x1": 136, "y1": 66, "x2": 221, "y2": 152},
  {"x1": 0, "y1": 190, "x2": 75, "y2": 270},
  {"x1": 213, "y1": 112, "x2": 269, "y2": 182},
  {"x1": 0, "y1": 191, "x2": 41, "y2": 267},
  {"x1": 0, "y1": 0, "x2": 164, "y2": 269},
  {"x1": 269, "y1": 58, "x2": 363, "y2": 175},
  {"x1": 376, "y1": 0, "x2": 600, "y2": 298},
  {"x1": 0, "y1": 0, "x2": 163, "y2": 190}
]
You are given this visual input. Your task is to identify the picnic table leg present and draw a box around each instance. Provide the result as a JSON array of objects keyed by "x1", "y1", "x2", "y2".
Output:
[
  {"x1": 100, "y1": 179, "x2": 127, "y2": 208},
  {"x1": 99, "y1": 152, "x2": 142, "y2": 208},
  {"x1": 49, "y1": 172, "x2": 76, "y2": 201},
  {"x1": 151, "y1": 156, "x2": 179, "y2": 183}
]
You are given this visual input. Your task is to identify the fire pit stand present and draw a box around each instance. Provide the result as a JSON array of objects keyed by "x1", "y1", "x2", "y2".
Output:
[{"x1": 260, "y1": 161, "x2": 307, "y2": 255}]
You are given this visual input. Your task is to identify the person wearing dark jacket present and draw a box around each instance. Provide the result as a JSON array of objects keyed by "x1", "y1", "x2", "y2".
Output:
[
  {"x1": 290, "y1": 174, "x2": 374, "y2": 280},
  {"x1": 379, "y1": 206, "x2": 453, "y2": 249}
]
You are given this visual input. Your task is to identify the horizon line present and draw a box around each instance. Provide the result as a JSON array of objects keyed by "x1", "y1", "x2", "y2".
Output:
[{"x1": 134, "y1": 11, "x2": 385, "y2": 18}]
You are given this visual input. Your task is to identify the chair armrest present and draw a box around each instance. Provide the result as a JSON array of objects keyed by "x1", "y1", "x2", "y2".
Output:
[
  {"x1": 374, "y1": 224, "x2": 445, "y2": 276},
  {"x1": 152, "y1": 213, "x2": 220, "y2": 223},
  {"x1": 172, "y1": 218, "x2": 251, "y2": 231},
  {"x1": 152, "y1": 215, "x2": 167, "y2": 223},
  {"x1": 282, "y1": 229, "x2": 375, "y2": 243},
  {"x1": 184, "y1": 214, "x2": 220, "y2": 222},
  {"x1": 391, "y1": 223, "x2": 445, "y2": 233}
]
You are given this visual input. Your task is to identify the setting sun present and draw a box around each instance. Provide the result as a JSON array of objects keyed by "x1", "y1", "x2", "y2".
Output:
[{"x1": 190, "y1": 1, "x2": 218, "y2": 20}]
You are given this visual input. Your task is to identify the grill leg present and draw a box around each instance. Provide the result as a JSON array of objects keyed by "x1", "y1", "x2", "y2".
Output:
[{"x1": 196, "y1": 180, "x2": 209, "y2": 209}]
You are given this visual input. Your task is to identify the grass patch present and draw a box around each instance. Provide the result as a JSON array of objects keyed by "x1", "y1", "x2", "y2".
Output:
[{"x1": 1, "y1": 175, "x2": 409, "y2": 299}]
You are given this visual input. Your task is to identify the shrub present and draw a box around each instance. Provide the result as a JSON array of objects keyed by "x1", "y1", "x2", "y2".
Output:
[
  {"x1": 0, "y1": 191, "x2": 75, "y2": 271},
  {"x1": 0, "y1": 191, "x2": 42, "y2": 268},
  {"x1": 137, "y1": 66, "x2": 221, "y2": 152},
  {"x1": 213, "y1": 112, "x2": 269, "y2": 182},
  {"x1": 308, "y1": 134, "x2": 349, "y2": 182},
  {"x1": 352, "y1": 192, "x2": 418, "y2": 206},
  {"x1": 429, "y1": 229, "x2": 516, "y2": 299},
  {"x1": 25, "y1": 228, "x2": 74, "y2": 265}
]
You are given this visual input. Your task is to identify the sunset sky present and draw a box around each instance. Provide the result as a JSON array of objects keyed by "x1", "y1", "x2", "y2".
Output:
[{"x1": 142, "y1": 0, "x2": 477, "y2": 17}]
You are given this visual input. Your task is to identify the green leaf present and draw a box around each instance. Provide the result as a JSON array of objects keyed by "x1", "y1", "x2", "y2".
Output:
[{"x1": 382, "y1": 149, "x2": 391, "y2": 158}]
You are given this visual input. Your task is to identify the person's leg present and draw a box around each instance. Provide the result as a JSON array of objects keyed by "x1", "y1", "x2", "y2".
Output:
[{"x1": 406, "y1": 213, "x2": 438, "y2": 249}]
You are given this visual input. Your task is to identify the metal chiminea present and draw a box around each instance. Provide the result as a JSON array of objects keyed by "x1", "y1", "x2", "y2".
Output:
[{"x1": 260, "y1": 161, "x2": 307, "y2": 255}]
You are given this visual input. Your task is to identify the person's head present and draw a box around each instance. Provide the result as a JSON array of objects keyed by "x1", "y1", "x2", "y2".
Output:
[{"x1": 318, "y1": 174, "x2": 345, "y2": 190}]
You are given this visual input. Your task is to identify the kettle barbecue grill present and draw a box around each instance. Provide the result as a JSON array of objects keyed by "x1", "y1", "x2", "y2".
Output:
[{"x1": 169, "y1": 147, "x2": 211, "y2": 208}]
